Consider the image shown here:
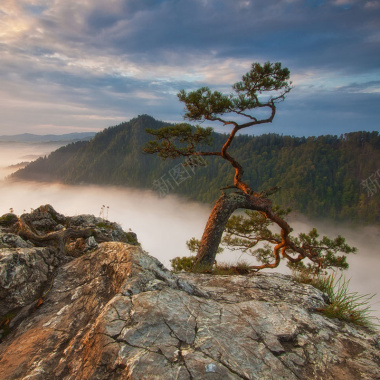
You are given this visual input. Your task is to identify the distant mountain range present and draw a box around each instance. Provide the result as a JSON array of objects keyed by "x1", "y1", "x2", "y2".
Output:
[
  {"x1": 11, "y1": 115, "x2": 380, "y2": 224},
  {"x1": 0, "y1": 132, "x2": 96, "y2": 143}
]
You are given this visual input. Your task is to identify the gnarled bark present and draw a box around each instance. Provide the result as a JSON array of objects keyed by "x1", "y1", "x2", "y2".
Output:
[
  {"x1": 144, "y1": 63, "x2": 293, "y2": 271},
  {"x1": 17, "y1": 216, "x2": 108, "y2": 250},
  {"x1": 193, "y1": 192, "x2": 273, "y2": 268},
  {"x1": 194, "y1": 190, "x2": 332, "y2": 271}
]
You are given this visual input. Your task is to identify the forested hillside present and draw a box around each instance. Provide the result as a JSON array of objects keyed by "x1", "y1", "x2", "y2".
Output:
[{"x1": 12, "y1": 115, "x2": 380, "y2": 224}]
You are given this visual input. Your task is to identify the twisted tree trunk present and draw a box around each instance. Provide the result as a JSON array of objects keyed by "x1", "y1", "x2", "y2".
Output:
[
  {"x1": 16, "y1": 215, "x2": 110, "y2": 255},
  {"x1": 193, "y1": 192, "x2": 273, "y2": 268}
]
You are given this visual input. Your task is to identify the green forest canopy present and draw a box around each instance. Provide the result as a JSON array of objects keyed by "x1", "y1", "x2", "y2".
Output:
[{"x1": 12, "y1": 115, "x2": 380, "y2": 224}]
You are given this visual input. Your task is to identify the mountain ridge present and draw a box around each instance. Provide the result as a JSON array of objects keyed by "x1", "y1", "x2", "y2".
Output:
[
  {"x1": 11, "y1": 115, "x2": 380, "y2": 224},
  {"x1": 0, "y1": 132, "x2": 96, "y2": 143}
]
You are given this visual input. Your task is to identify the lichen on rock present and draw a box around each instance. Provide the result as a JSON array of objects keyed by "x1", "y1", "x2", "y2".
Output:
[
  {"x1": 0, "y1": 205, "x2": 139, "y2": 326},
  {"x1": 0, "y1": 206, "x2": 379, "y2": 379}
]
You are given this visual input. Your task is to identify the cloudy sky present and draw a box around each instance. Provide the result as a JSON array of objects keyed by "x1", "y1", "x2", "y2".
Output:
[{"x1": 0, "y1": 0, "x2": 379, "y2": 136}]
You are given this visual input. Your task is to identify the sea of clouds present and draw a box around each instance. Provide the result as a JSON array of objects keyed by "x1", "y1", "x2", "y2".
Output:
[{"x1": 1, "y1": 142, "x2": 379, "y2": 321}]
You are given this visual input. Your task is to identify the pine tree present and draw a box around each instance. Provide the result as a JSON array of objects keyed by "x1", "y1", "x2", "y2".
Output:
[{"x1": 144, "y1": 62, "x2": 356, "y2": 272}]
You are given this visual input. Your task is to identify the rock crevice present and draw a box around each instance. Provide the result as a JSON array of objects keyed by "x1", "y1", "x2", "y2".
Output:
[{"x1": 0, "y1": 206, "x2": 379, "y2": 379}]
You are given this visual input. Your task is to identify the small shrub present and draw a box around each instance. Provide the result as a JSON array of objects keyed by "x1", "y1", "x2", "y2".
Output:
[
  {"x1": 293, "y1": 268, "x2": 379, "y2": 330},
  {"x1": 0, "y1": 213, "x2": 18, "y2": 227},
  {"x1": 171, "y1": 256, "x2": 251, "y2": 276},
  {"x1": 96, "y1": 222, "x2": 111, "y2": 229},
  {"x1": 125, "y1": 232, "x2": 139, "y2": 245},
  {"x1": 235, "y1": 261, "x2": 251, "y2": 275},
  {"x1": 171, "y1": 256, "x2": 196, "y2": 272},
  {"x1": 322, "y1": 275, "x2": 378, "y2": 329},
  {"x1": 212, "y1": 263, "x2": 236, "y2": 275}
]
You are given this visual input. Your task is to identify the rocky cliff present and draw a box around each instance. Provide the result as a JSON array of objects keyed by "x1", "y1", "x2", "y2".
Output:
[{"x1": 0, "y1": 206, "x2": 379, "y2": 379}]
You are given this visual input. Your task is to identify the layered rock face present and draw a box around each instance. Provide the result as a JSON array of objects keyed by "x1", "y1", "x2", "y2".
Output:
[
  {"x1": 0, "y1": 205, "x2": 138, "y2": 318},
  {"x1": 0, "y1": 207, "x2": 379, "y2": 379}
]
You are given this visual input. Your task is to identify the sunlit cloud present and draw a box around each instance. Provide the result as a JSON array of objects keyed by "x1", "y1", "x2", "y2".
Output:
[
  {"x1": 0, "y1": 1, "x2": 30, "y2": 40},
  {"x1": 0, "y1": 0, "x2": 379, "y2": 134}
]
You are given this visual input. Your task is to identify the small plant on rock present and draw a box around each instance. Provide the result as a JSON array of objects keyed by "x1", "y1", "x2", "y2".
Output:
[
  {"x1": 293, "y1": 267, "x2": 379, "y2": 330},
  {"x1": 171, "y1": 255, "x2": 251, "y2": 276}
]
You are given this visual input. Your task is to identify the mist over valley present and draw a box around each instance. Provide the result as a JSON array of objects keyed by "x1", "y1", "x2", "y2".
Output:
[
  {"x1": 11, "y1": 116, "x2": 380, "y2": 226},
  {"x1": 1, "y1": 140, "x2": 379, "y2": 320},
  {"x1": 0, "y1": 141, "x2": 68, "y2": 180},
  {"x1": 1, "y1": 4, "x2": 379, "y2": 376}
]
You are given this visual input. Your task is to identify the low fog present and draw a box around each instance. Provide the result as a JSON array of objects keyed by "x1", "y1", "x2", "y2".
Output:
[
  {"x1": 0, "y1": 141, "x2": 65, "y2": 180},
  {"x1": 1, "y1": 143, "x2": 379, "y2": 320}
]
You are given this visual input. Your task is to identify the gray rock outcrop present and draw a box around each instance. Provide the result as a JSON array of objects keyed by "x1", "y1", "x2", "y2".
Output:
[
  {"x1": 0, "y1": 205, "x2": 139, "y2": 317},
  {"x1": 0, "y1": 207, "x2": 379, "y2": 379}
]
